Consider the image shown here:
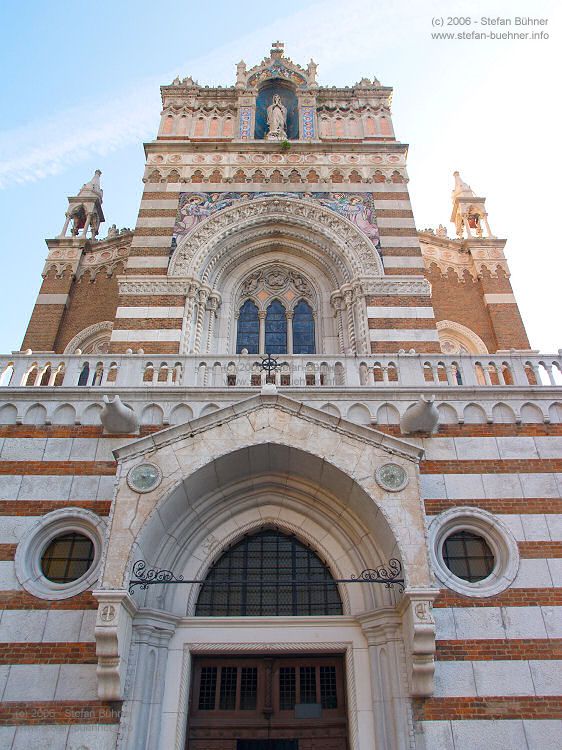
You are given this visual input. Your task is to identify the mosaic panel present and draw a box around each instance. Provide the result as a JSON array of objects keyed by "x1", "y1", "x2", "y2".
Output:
[
  {"x1": 301, "y1": 106, "x2": 316, "y2": 139},
  {"x1": 173, "y1": 192, "x2": 380, "y2": 248},
  {"x1": 239, "y1": 107, "x2": 253, "y2": 139}
]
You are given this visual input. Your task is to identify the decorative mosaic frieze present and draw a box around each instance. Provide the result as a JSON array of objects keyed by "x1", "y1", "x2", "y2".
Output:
[
  {"x1": 238, "y1": 107, "x2": 252, "y2": 139},
  {"x1": 301, "y1": 106, "x2": 316, "y2": 139},
  {"x1": 173, "y1": 191, "x2": 380, "y2": 249}
]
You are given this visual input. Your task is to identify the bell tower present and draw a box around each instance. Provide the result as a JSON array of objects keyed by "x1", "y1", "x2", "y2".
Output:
[
  {"x1": 21, "y1": 170, "x2": 132, "y2": 354},
  {"x1": 59, "y1": 169, "x2": 105, "y2": 239}
]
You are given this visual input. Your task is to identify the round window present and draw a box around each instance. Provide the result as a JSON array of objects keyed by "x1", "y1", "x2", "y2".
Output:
[
  {"x1": 442, "y1": 530, "x2": 495, "y2": 582},
  {"x1": 15, "y1": 508, "x2": 105, "y2": 600},
  {"x1": 428, "y1": 507, "x2": 520, "y2": 598},
  {"x1": 41, "y1": 532, "x2": 95, "y2": 583}
]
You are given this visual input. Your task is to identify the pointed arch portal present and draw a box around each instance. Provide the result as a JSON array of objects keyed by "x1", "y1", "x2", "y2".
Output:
[{"x1": 97, "y1": 395, "x2": 436, "y2": 750}]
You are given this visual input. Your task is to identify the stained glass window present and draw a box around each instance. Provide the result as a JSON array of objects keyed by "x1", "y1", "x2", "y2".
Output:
[
  {"x1": 236, "y1": 300, "x2": 259, "y2": 354},
  {"x1": 265, "y1": 300, "x2": 287, "y2": 355},
  {"x1": 292, "y1": 300, "x2": 315, "y2": 354},
  {"x1": 195, "y1": 529, "x2": 342, "y2": 616}
]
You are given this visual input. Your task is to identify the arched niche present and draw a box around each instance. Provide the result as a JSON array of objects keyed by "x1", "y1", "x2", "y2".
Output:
[{"x1": 254, "y1": 80, "x2": 299, "y2": 140}]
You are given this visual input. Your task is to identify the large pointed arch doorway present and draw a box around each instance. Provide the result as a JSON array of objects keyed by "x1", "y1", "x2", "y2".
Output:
[{"x1": 186, "y1": 528, "x2": 348, "y2": 750}]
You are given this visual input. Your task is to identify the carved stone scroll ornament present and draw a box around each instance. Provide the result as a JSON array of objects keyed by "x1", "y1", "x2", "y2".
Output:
[
  {"x1": 398, "y1": 588, "x2": 438, "y2": 697},
  {"x1": 93, "y1": 590, "x2": 138, "y2": 700}
]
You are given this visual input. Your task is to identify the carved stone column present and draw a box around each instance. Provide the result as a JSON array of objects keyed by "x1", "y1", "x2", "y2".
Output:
[
  {"x1": 354, "y1": 285, "x2": 371, "y2": 356},
  {"x1": 258, "y1": 310, "x2": 267, "y2": 355},
  {"x1": 204, "y1": 293, "x2": 221, "y2": 354},
  {"x1": 193, "y1": 288, "x2": 209, "y2": 354},
  {"x1": 344, "y1": 289, "x2": 356, "y2": 354},
  {"x1": 178, "y1": 283, "x2": 198, "y2": 354},
  {"x1": 358, "y1": 609, "x2": 412, "y2": 750},
  {"x1": 331, "y1": 294, "x2": 346, "y2": 354},
  {"x1": 286, "y1": 311, "x2": 294, "y2": 355},
  {"x1": 122, "y1": 618, "x2": 177, "y2": 750}
]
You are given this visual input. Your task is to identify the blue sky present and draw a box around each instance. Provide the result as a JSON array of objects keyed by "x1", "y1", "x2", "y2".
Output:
[{"x1": 0, "y1": 0, "x2": 560, "y2": 354}]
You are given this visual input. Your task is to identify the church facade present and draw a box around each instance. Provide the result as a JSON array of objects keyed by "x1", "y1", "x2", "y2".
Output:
[{"x1": 0, "y1": 43, "x2": 561, "y2": 750}]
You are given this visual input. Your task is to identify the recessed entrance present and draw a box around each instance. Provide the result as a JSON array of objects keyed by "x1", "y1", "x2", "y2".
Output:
[{"x1": 186, "y1": 655, "x2": 348, "y2": 750}]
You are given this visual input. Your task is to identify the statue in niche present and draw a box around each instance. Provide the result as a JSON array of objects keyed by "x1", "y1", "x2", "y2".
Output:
[{"x1": 266, "y1": 94, "x2": 287, "y2": 140}]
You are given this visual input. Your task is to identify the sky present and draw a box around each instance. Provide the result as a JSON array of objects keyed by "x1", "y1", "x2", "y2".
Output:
[{"x1": 0, "y1": 0, "x2": 560, "y2": 355}]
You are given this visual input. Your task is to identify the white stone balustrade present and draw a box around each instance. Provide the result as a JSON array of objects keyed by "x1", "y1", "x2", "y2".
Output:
[{"x1": 1, "y1": 352, "x2": 561, "y2": 390}]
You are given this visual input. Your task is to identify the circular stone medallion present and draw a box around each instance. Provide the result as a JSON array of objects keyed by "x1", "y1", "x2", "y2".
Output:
[
  {"x1": 127, "y1": 463, "x2": 162, "y2": 493},
  {"x1": 375, "y1": 463, "x2": 408, "y2": 492}
]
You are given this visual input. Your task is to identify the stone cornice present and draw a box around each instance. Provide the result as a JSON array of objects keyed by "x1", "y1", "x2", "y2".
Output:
[
  {"x1": 144, "y1": 140, "x2": 408, "y2": 157},
  {"x1": 112, "y1": 392, "x2": 424, "y2": 464}
]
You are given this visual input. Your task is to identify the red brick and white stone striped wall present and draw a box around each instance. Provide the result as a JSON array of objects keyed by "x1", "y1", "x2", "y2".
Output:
[
  {"x1": 0, "y1": 419, "x2": 561, "y2": 746},
  {"x1": 0, "y1": 430, "x2": 126, "y2": 747},
  {"x1": 413, "y1": 428, "x2": 562, "y2": 748},
  {"x1": 109, "y1": 177, "x2": 440, "y2": 356}
]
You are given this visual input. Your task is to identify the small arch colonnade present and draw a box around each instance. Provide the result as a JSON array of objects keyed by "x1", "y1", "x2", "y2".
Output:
[{"x1": 1, "y1": 352, "x2": 561, "y2": 391}]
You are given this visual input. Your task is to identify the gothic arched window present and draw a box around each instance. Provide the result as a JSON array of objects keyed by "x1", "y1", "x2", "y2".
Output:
[
  {"x1": 292, "y1": 300, "x2": 315, "y2": 354},
  {"x1": 236, "y1": 300, "x2": 259, "y2": 354},
  {"x1": 195, "y1": 529, "x2": 343, "y2": 616},
  {"x1": 265, "y1": 300, "x2": 287, "y2": 355}
]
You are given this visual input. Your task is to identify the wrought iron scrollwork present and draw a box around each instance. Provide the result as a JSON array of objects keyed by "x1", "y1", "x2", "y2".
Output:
[
  {"x1": 351, "y1": 558, "x2": 404, "y2": 592},
  {"x1": 128, "y1": 558, "x2": 405, "y2": 594},
  {"x1": 129, "y1": 560, "x2": 185, "y2": 593}
]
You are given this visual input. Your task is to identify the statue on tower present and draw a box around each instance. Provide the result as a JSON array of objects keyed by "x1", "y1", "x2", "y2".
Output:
[{"x1": 266, "y1": 94, "x2": 287, "y2": 140}]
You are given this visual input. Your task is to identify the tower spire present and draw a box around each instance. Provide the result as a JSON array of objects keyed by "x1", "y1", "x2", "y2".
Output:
[
  {"x1": 59, "y1": 169, "x2": 105, "y2": 239},
  {"x1": 450, "y1": 171, "x2": 495, "y2": 239}
]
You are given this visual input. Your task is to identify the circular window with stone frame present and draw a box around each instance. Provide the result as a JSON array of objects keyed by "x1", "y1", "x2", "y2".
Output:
[
  {"x1": 428, "y1": 507, "x2": 519, "y2": 597},
  {"x1": 15, "y1": 508, "x2": 105, "y2": 600}
]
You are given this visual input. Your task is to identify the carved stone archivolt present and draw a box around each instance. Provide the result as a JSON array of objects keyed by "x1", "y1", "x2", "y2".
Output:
[
  {"x1": 63, "y1": 321, "x2": 114, "y2": 354},
  {"x1": 170, "y1": 195, "x2": 384, "y2": 278},
  {"x1": 436, "y1": 320, "x2": 489, "y2": 355}
]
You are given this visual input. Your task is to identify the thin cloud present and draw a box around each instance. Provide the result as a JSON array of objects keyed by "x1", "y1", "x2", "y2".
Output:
[
  {"x1": 0, "y1": 0, "x2": 445, "y2": 188},
  {"x1": 0, "y1": 0, "x2": 551, "y2": 189}
]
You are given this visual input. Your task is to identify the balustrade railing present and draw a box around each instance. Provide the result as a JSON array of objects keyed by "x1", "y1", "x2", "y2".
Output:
[{"x1": 0, "y1": 352, "x2": 561, "y2": 390}]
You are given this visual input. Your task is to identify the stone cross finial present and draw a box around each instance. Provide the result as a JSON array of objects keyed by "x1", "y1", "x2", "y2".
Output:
[{"x1": 271, "y1": 40, "x2": 284, "y2": 56}]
